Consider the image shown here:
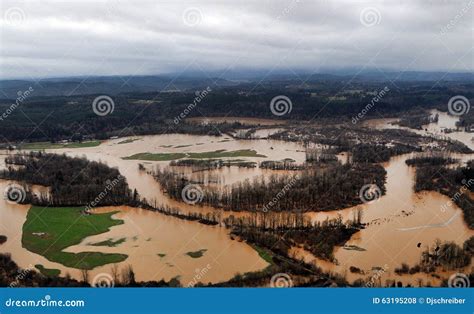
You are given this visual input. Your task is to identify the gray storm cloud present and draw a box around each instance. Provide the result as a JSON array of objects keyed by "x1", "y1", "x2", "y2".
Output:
[{"x1": 0, "y1": 0, "x2": 472, "y2": 79}]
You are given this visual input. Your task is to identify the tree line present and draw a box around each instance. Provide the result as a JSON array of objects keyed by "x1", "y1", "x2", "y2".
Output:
[
  {"x1": 0, "y1": 152, "x2": 138, "y2": 207},
  {"x1": 412, "y1": 159, "x2": 474, "y2": 228},
  {"x1": 153, "y1": 162, "x2": 386, "y2": 212}
]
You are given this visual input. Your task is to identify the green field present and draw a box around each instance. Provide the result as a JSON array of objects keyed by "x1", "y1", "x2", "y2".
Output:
[
  {"x1": 35, "y1": 264, "x2": 61, "y2": 277},
  {"x1": 123, "y1": 149, "x2": 266, "y2": 161},
  {"x1": 22, "y1": 206, "x2": 127, "y2": 269},
  {"x1": 20, "y1": 141, "x2": 102, "y2": 150}
]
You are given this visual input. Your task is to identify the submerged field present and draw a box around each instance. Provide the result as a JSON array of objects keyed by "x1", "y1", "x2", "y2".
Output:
[
  {"x1": 22, "y1": 206, "x2": 127, "y2": 269},
  {"x1": 123, "y1": 149, "x2": 267, "y2": 161},
  {"x1": 20, "y1": 141, "x2": 102, "y2": 150}
]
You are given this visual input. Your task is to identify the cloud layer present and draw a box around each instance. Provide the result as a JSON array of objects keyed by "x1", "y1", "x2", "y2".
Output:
[{"x1": 0, "y1": 0, "x2": 472, "y2": 79}]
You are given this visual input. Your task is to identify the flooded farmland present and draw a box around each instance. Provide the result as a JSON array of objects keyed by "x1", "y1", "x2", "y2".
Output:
[{"x1": 0, "y1": 113, "x2": 473, "y2": 286}]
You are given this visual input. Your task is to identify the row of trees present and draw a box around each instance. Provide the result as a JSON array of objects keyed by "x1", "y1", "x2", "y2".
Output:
[
  {"x1": 395, "y1": 237, "x2": 473, "y2": 275},
  {"x1": 227, "y1": 213, "x2": 361, "y2": 261},
  {"x1": 405, "y1": 155, "x2": 458, "y2": 166},
  {"x1": 351, "y1": 143, "x2": 419, "y2": 163},
  {"x1": 0, "y1": 253, "x2": 180, "y2": 287},
  {"x1": 1, "y1": 152, "x2": 138, "y2": 207},
  {"x1": 153, "y1": 162, "x2": 386, "y2": 212},
  {"x1": 413, "y1": 159, "x2": 474, "y2": 228}
]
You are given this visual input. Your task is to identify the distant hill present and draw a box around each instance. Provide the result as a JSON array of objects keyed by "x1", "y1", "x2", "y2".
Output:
[
  {"x1": 0, "y1": 70, "x2": 472, "y2": 98},
  {"x1": 0, "y1": 76, "x2": 237, "y2": 98}
]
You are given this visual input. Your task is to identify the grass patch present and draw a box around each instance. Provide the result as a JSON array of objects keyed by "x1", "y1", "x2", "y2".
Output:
[
  {"x1": 251, "y1": 245, "x2": 274, "y2": 264},
  {"x1": 35, "y1": 264, "x2": 60, "y2": 277},
  {"x1": 123, "y1": 149, "x2": 266, "y2": 161},
  {"x1": 123, "y1": 152, "x2": 187, "y2": 161},
  {"x1": 117, "y1": 138, "x2": 140, "y2": 144},
  {"x1": 187, "y1": 149, "x2": 266, "y2": 159},
  {"x1": 88, "y1": 237, "x2": 126, "y2": 247},
  {"x1": 20, "y1": 141, "x2": 102, "y2": 150},
  {"x1": 22, "y1": 206, "x2": 127, "y2": 270},
  {"x1": 185, "y1": 249, "x2": 207, "y2": 258}
]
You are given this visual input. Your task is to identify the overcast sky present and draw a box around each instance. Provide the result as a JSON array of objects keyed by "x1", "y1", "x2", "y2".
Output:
[{"x1": 0, "y1": 0, "x2": 472, "y2": 79}]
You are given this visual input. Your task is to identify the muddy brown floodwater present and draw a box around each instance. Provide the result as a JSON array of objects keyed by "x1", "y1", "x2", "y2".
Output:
[
  {"x1": 0, "y1": 114, "x2": 473, "y2": 286},
  {"x1": 0, "y1": 134, "x2": 307, "y2": 284}
]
